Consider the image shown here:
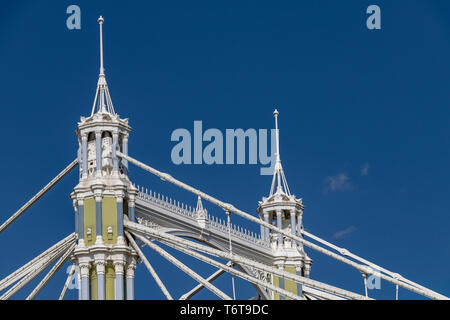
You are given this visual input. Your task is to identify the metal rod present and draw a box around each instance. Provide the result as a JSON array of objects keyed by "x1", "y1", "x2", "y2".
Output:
[
  {"x1": 226, "y1": 211, "x2": 236, "y2": 300},
  {"x1": 126, "y1": 220, "x2": 369, "y2": 300},
  {"x1": 136, "y1": 231, "x2": 305, "y2": 301},
  {"x1": 180, "y1": 262, "x2": 232, "y2": 300},
  {"x1": 301, "y1": 229, "x2": 437, "y2": 297},
  {"x1": 59, "y1": 265, "x2": 76, "y2": 300},
  {"x1": 124, "y1": 231, "x2": 173, "y2": 300},
  {"x1": 0, "y1": 159, "x2": 78, "y2": 234},
  {"x1": 0, "y1": 240, "x2": 74, "y2": 300},
  {"x1": 26, "y1": 243, "x2": 76, "y2": 300},
  {"x1": 0, "y1": 233, "x2": 77, "y2": 291},
  {"x1": 119, "y1": 152, "x2": 447, "y2": 300},
  {"x1": 133, "y1": 232, "x2": 232, "y2": 300}
]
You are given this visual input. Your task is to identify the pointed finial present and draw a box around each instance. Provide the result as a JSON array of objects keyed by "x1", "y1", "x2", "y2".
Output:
[
  {"x1": 90, "y1": 16, "x2": 116, "y2": 116},
  {"x1": 274, "y1": 109, "x2": 280, "y2": 163},
  {"x1": 98, "y1": 16, "x2": 105, "y2": 76},
  {"x1": 268, "y1": 109, "x2": 291, "y2": 197}
]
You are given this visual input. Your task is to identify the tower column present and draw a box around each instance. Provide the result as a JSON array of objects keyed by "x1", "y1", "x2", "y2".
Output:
[
  {"x1": 112, "y1": 132, "x2": 119, "y2": 174},
  {"x1": 77, "y1": 199, "x2": 85, "y2": 247},
  {"x1": 128, "y1": 195, "x2": 135, "y2": 222},
  {"x1": 79, "y1": 262, "x2": 90, "y2": 300},
  {"x1": 126, "y1": 260, "x2": 136, "y2": 300},
  {"x1": 290, "y1": 209, "x2": 296, "y2": 247},
  {"x1": 296, "y1": 266, "x2": 303, "y2": 296},
  {"x1": 95, "y1": 131, "x2": 102, "y2": 176},
  {"x1": 114, "y1": 261, "x2": 125, "y2": 300},
  {"x1": 73, "y1": 199, "x2": 78, "y2": 238},
  {"x1": 278, "y1": 265, "x2": 285, "y2": 300},
  {"x1": 95, "y1": 261, "x2": 106, "y2": 300},
  {"x1": 76, "y1": 266, "x2": 81, "y2": 300},
  {"x1": 122, "y1": 135, "x2": 128, "y2": 170},
  {"x1": 77, "y1": 142, "x2": 82, "y2": 178},
  {"x1": 116, "y1": 192, "x2": 125, "y2": 245},
  {"x1": 296, "y1": 211, "x2": 303, "y2": 240},
  {"x1": 81, "y1": 134, "x2": 88, "y2": 179},
  {"x1": 276, "y1": 209, "x2": 283, "y2": 247},
  {"x1": 95, "y1": 195, "x2": 103, "y2": 244}
]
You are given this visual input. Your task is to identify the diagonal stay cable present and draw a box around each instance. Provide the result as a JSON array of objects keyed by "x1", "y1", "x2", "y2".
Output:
[
  {"x1": 180, "y1": 261, "x2": 233, "y2": 300},
  {"x1": 125, "y1": 220, "x2": 369, "y2": 300},
  {"x1": 0, "y1": 238, "x2": 75, "y2": 300},
  {"x1": 26, "y1": 243, "x2": 76, "y2": 300},
  {"x1": 0, "y1": 233, "x2": 77, "y2": 291},
  {"x1": 131, "y1": 231, "x2": 305, "y2": 301},
  {"x1": 124, "y1": 231, "x2": 173, "y2": 300},
  {"x1": 0, "y1": 159, "x2": 78, "y2": 234},
  {"x1": 59, "y1": 265, "x2": 76, "y2": 300},
  {"x1": 119, "y1": 152, "x2": 447, "y2": 300},
  {"x1": 129, "y1": 230, "x2": 232, "y2": 300}
]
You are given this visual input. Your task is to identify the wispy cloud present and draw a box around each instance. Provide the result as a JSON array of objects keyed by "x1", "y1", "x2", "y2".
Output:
[
  {"x1": 361, "y1": 162, "x2": 370, "y2": 176},
  {"x1": 324, "y1": 173, "x2": 354, "y2": 192},
  {"x1": 333, "y1": 226, "x2": 357, "y2": 239}
]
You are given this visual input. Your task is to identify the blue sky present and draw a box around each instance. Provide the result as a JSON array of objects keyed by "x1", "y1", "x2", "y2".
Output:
[{"x1": 1, "y1": 0, "x2": 450, "y2": 300}]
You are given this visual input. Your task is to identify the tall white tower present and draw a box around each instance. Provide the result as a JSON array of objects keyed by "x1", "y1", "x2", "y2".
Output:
[
  {"x1": 70, "y1": 17, "x2": 138, "y2": 300},
  {"x1": 257, "y1": 109, "x2": 312, "y2": 299}
]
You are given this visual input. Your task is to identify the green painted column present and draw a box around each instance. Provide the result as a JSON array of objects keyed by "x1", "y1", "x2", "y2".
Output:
[
  {"x1": 105, "y1": 265, "x2": 115, "y2": 300},
  {"x1": 90, "y1": 266, "x2": 98, "y2": 300}
]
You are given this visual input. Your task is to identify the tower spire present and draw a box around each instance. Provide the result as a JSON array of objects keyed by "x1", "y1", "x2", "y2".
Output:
[
  {"x1": 91, "y1": 16, "x2": 116, "y2": 116},
  {"x1": 269, "y1": 109, "x2": 291, "y2": 196},
  {"x1": 99, "y1": 16, "x2": 104, "y2": 76}
]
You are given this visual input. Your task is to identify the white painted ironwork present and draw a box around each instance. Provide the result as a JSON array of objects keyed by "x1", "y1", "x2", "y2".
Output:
[
  {"x1": 59, "y1": 265, "x2": 76, "y2": 300},
  {"x1": 0, "y1": 236, "x2": 76, "y2": 300},
  {"x1": 2, "y1": 15, "x2": 448, "y2": 302},
  {"x1": 301, "y1": 229, "x2": 442, "y2": 298},
  {"x1": 132, "y1": 231, "x2": 306, "y2": 300},
  {"x1": 126, "y1": 219, "x2": 370, "y2": 300},
  {"x1": 226, "y1": 210, "x2": 237, "y2": 300},
  {"x1": 180, "y1": 261, "x2": 233, "y2": 300},
  {"x1": 269, "y1": 109, "x2": 291, "y2": 197},
  {"x1": 26, "y1": 243, "x2": 76, "y2": 300},
  {"x1": 0, "y1": 233, "x2": 77, "y2": 291},
  {"x1": 90, "y1": 16, "x2": 115, "y2": 116},
  {"x1": 132, "y1": 231, "x2": 232, "y2": 300},
  {"x1": 125, "y1": 231, "x2": 173, "y2": 300},
  {"x1": 0, "y1": 159, "x2": 78, "y2": 234},
  {"x1": 119, "y1": 151, "x2": 448, "y2": 300}
]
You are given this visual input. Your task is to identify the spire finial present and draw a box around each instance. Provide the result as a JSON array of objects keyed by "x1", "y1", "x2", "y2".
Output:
[
  {"x1": 98, "y1": 16, "x2": 105, "y2": 76},
  {"x1": 90, "y1": 16, "x2": 116, "y2": 116},
  {"x1": 269, "y1": 108, "x2": 291, "y2": 197},
  {"x1": 274, "y1": 109, "x2": 280, "y2": 163}
]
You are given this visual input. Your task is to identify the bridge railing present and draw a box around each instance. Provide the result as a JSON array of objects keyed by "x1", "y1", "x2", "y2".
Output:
[{"x1": 135, "y1": 185, "x2": 267, "y2": 248}]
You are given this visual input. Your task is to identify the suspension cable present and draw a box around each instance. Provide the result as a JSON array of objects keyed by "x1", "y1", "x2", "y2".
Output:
[
  {"x1": 0, "y1": 159, "x2": 78, "y2": 234},
  {"x1": 362, "y1": 273, "x2": 368, "y2": 298},
  {"x1": 119, "y1": 152, "x2": 447, "y2": 300},
  {"x1": 133, "y1": 231, "x2": 232, "y2": 300},
  {"x1": 124, "y1": 231, "x2": 173, "y2": 300},
  {"x1": 125, "y1": 219, "x2": 370, "y2": 300},
  {"x1": 226, "y1": 210, "x2": 236, "y2": 300},
  {"x1": 59, "y1": 265, "x2": 76, "y2": 300},
  {"x1": 131, "y1": 230, "x2": 305, "y2": 301},
  {"x1": 26, "y1": 243, "x2": 76, "y2": 300}
]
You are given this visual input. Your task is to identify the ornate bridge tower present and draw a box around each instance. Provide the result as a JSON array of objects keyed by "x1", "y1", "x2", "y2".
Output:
[
  {"x1": 257, "y1": 110, "x2": 312, "y2": 299},
  {"x1": 70, "y1": 17, "x2": 138, "y2": 300}
]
